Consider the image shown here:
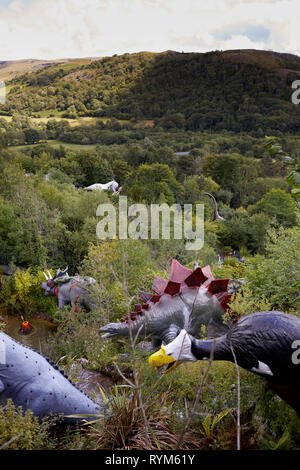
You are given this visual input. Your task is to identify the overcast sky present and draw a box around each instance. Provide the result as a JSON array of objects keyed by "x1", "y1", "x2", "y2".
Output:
[{"x1": 0, "y1": 0, "x2": 300, "y2": 60}]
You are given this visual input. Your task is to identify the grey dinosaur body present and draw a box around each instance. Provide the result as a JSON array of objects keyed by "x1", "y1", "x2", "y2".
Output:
[
  {"x1": 0, "y1": 332, "x2": 101, "y2": 423},
  {"x1": 99, "y1": 259, "x2": 233, "y2": 347},
  {"x1": 41, "y1": 267, "x2": 98, "y2": 311}
]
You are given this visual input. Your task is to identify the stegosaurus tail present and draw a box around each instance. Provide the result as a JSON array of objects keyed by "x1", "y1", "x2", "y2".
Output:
[{"x1": 120, "y1": 259, "x2": 231, "y2": 324}]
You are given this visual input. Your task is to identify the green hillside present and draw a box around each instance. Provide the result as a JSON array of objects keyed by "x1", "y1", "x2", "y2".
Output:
[{"x1": 2, "y1": 49, "x2": 300, "y2": 133}]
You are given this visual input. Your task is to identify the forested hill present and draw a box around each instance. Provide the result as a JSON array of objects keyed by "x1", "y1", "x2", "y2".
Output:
[{"x1": 2, "y1": 49, "x2": 300, "y2": 133}]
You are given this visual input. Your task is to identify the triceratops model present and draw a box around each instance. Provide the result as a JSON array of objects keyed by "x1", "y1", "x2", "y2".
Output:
[
  {"x1": 99, "y1": 259, "x2": 235, "y2": 347},
  {"x1": 41, "y1": 267, "x2": 98, "y2": 311},
  {"x1": 0, "y1": 332, "x2": 101, "y2": 423}
]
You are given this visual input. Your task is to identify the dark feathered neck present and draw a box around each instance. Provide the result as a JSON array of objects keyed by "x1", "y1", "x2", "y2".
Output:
[{"x1": 191, "y1": 336, "x2": 231, "y2": 361}]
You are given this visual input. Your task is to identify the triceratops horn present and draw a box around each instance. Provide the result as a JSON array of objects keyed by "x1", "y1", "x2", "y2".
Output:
[
  {"x1": 63, "y1": 266, "x2": 68, "y2": 273},
  {"x1": 47, "y1": 270, "x2": 52, "y2": 279},
  {"x1": 43, "y1": 271, "x2": 49, "y2": 280},
  {"x1": 193, "y1": 253, "x2": 199, "y2": 270}
]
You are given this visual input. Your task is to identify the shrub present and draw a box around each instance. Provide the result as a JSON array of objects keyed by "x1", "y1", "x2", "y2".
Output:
[
  {"x1": 223, "y1": 284, "x2": 271, "y2": 323},
  {"x1": 79, "y1": 240, "x2": 155, "y2": 321},
  {"x1": 0, "y1": 400, "x2": 51, "y2": 450},
  {"x1": 244, "y1": 227, "x2": 300, "y2": 311},
  {"x1": 0, "y1": 268, "x2": 57, "y2": 316}
]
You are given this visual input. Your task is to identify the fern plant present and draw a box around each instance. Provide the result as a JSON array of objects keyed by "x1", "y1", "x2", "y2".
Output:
[
  {"x1": 259, "y1": 430, "x2": 292, "y2": 450},
  {"x1": 200, "y1": 408, "x2": 232, "y2": 440}
]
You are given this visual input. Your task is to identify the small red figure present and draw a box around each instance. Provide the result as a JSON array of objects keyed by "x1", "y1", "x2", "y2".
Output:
[{"x1": 19, "y1": 320, "x2": 34, "y2": 335}]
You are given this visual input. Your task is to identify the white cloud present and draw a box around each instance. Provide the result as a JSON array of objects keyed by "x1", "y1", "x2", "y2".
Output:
[{"x1": 0, "y1": 0, "x2": 300, "y2": 59}]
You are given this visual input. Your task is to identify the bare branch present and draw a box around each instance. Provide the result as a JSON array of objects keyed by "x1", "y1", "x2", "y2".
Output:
[
  {"x1": 176, "y1": 338, "x2": 216, "y2": 449},
  {"x1": 0, "y1": 433, "x2": 22, "y2": 450},
  {"x1": 230, "y1": 341, "x2": 241, "y2": 450}
]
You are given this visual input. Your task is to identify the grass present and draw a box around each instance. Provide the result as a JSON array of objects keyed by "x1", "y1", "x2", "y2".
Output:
[
  {"x1": 30, "y1": 115, "x2": 100, "y2": 127},
  {"x1": 87, "y1": 387, "x2": 201, "y2": 450},
  {"x1": 0, "y1": 113, "x2": 176, "y2": 128},
  {"x1": 0, "y1": 113, "x2": 135, "y2": 127},
  {"x1": 8, "y1": 140, "x2": 99, "y2": 152},
  {"x1": 0, "y1": 60, "x2": 54, "y2": 82},
  {"x1": 0, "y1": 115, "x2": 12, "y2": 122},
  {"x1": 0, "y1": 112, "x2": 99, "y2": 125},
  {"x1": 0, "y1": 58, "x2": 97, "y2": 82}
]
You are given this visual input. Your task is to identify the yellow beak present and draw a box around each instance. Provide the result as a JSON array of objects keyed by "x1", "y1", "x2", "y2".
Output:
[{"x1": 148, "y1": 346, "x2": 179, "y2": 374}]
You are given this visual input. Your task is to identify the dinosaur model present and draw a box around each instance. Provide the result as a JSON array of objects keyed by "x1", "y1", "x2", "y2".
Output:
[
  {"x1": 204, "y1": 192, "x2": 225, "y2": 221},
  {"x1": 85, "y1": 180, "x2": 119, "y2": 193},
  {"x1": 41, "y1": 267, "x2": 97, "y2": 311},
  {"x1": 0, "y1": 331, "x2": 102, "y2": 423},
  {"x1": 99, "y1": 259, "x2": 235, "y2": 347},
  {"x1": 148, "y1": 311, "x2": 300, "y2": 417}
]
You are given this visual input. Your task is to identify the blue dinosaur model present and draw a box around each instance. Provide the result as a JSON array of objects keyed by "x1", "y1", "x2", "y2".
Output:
[{"x1": 0, "y1": 331, "x2": 102, "y2": 423}]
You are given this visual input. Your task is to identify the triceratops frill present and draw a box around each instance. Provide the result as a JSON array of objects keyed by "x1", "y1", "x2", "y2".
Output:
[
  {"x1": 99, "y1": 259, "x2": 234, "y2": 347},
  {"x1": 0, "y1": 332, "x2": 103, "y2": 423}
]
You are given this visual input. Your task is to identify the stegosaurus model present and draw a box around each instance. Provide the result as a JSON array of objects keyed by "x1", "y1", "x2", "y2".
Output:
[{"x1": 99, "y1": 259, "x2": 235, "y2": 347}]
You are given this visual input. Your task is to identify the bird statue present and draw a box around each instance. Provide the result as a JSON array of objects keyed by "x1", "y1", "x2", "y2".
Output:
[
  {"x1": 148, "y1": 311, "x2": 300, "y2": 417},
  {"x1": 204, "y1": 192, "x2": 225, "y2": 221}
]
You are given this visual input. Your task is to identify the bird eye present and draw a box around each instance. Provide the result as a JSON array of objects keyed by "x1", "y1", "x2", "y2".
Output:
[{"x1": 164, "y1": 348, "x2": 173, "y2": 357}]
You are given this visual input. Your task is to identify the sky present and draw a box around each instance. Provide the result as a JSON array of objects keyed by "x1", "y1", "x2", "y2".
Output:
[{"x1": 0, "y1": 0, "x2": 300, "y2": 60}]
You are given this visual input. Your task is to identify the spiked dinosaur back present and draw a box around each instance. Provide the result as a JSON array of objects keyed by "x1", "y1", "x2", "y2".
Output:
[{"x1": 99, "y1": 259, "x2": 233, "y2": 346}]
